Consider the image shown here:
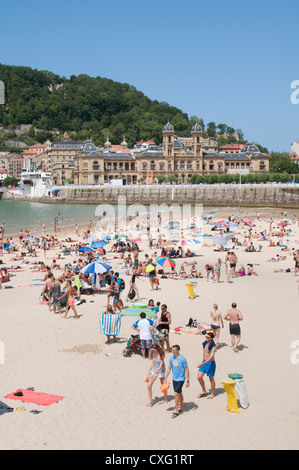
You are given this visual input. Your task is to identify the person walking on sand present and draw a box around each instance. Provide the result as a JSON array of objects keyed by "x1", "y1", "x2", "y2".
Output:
[
  {"x1": 224, "y1": 302, "x2": 243, "y2": 352},
  {"x1": 197, "y1": 332, "x2": 217, "y2": 399},
  {"x1": 60, "y1": 280, "x2": 79, "y2": 319},
  {"x1": 210, "y1": 304, "x2": 224, "y2": 346},
  {"x1": 49, "y1": 275, "x2": 62, "y2": 315},
  {"x1": 164, "y1": 344, "x2": 190, "y2": 418},
  {"x1": 156, "y1": 304, "x2": 171, "y2": 352},
  {"x1": 294, "y1": 250, "x2": 299, "y2": 277},
  {"x1": 228, "y1": 252, "x2": 238, "y2": 280},
  {"x1": 146, "y1": 344, "x2": 167, "y2": 407},
  {"x1": 132, "y1": 312, "x2": 156, "y2": 359}
]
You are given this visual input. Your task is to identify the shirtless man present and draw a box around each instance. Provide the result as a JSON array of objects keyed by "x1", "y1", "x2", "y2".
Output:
[
  {"x1": 224, "y1": 302, "x2": 243, "y2": 352},
  {"x1": 294, "y1": 250, "x2": 299, "y2": 276},
  {"x1": 197, "y1": 332, "x2": 217, "y2": 399},
  {"x1": 210, "y1": 304, "x2": 224, "y2": 346},
  {"x1": 227, "y1": 251, "x2": 238, "y2": 281}
]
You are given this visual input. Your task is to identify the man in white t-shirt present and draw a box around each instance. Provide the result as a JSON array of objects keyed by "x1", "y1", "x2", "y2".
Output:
[{"x1": 132, "y1": 312, "x2": 156, "y2": 359}]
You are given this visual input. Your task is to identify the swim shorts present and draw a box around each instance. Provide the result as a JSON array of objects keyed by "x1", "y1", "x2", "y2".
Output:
[
  {"x1": 173, "y1": 380, "x2": 185, "y2": 393},
  {"x1": 141, "y1": 339, "x2": 152, "y2": 350},
  {"x1": 229, "y1": 323, "x2": 241, "y2": 335},
  {"x1": 199, "y1": 360, "x2": 216, "y2": 377}
]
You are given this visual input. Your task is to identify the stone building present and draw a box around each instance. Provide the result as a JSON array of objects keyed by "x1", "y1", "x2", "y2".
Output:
[
  {"x1": 46, "y1": 132, "x2": 83, "y2": 182},
  {"x1": 71, "y1": 122, "x2": 269, "y2": 185}
]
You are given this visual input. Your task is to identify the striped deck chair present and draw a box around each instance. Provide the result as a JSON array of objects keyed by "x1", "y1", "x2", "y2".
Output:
[{"x1": 99, "y1": 312, "x2": 121, "y2": 337}]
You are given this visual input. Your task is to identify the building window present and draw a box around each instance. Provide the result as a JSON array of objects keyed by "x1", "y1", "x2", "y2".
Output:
[
  {"x1": 93, "y1": 161, "x2": 99, "y2": 171},
  {"x1": 150, "y1": 161, "x2": 155, "y2": 171}
]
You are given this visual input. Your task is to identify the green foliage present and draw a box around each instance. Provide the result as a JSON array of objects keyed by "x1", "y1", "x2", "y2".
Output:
[
  {"x1": 0, "y1": 64, "x2": 191, "y2": 147},
  {"x1": 270, "y1": 152, "x2": 299, "y2": 174},
  {"x1": 2, "y1": 176, "x2": 20, "y2": 187},
  {"x1": 190, "y1": 173, "x2": 292, "y2": 184}
]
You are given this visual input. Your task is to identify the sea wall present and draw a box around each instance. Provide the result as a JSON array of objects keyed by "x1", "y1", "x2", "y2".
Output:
[
  {"x1": 55, "y1": 185, "x2": 299, "y2": 208},
  {"x1": 3, "y1": 186, "x2": 299, "y2": 208}
]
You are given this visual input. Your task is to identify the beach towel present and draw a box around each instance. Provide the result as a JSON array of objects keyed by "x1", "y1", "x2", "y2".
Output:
[
  {"x1": 99, "y1": 313, "x2": 121, "y2": 336},
  {"x1": 0, "y1": 401, "x2": 14, "y2": 415},
  {"x1": 122, "y1": 307, "x2": 157, "y2": 318},
  {"x1": 73, "y1": 275, "x2": 82, "y2": 291},
  {"x1": 4, "y1": 389, "x2": 65, "y2": 406}
]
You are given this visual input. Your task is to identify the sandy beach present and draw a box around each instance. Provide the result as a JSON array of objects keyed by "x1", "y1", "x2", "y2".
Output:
[{"x1": 0, "y1": 206, "x2": 298, "y2": 450}]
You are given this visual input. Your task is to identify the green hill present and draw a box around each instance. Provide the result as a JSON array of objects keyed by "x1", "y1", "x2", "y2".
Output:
[
  {"x1": 0, "y1": 64, "x2": 251, "y2": 151},
  {"x1": 0, "y1": 64, "x2": 195, "y2": 147}
]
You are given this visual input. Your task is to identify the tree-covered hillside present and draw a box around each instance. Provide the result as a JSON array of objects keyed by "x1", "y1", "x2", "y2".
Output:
[
  {"x1": 0, "y1": 64, "x2": 251, "y2": 149},
  {"x1": 0, "y1": 64, "x2": 195, "y2": 146}
]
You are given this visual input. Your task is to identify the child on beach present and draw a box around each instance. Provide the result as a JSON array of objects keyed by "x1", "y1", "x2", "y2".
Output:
[{"x1": 145, "y1": 344, "x2": 167, "y2": 407}]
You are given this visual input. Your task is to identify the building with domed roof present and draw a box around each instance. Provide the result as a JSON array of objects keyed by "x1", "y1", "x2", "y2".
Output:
[{"x1": 69, "y1": 123, "x2": 270, "y2": 186}]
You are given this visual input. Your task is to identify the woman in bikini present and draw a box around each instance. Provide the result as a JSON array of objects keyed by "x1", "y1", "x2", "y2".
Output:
[
  {"x1": 210, "y1": 304, "x2": 224, "y2": 346},
  {"x1": 61, "y1": 280, "x2": 79, "y2": 319}
]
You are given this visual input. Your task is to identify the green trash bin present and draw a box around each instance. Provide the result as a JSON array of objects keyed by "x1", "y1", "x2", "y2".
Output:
[{"x1": 228, "y1": 373, "x2": 243, "y2": 380}]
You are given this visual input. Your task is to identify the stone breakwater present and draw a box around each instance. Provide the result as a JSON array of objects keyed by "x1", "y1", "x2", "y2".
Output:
[{"x1": 3, "y1": 185, "x2": 299, "y2": 208}]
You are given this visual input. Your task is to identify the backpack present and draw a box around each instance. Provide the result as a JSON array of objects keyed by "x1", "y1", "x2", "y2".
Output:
[
  {"x1": 128, "y1": 288, "x2": 136, "y2": 300},
  {"x1": 120, "y1": 278, "x2": 125, "y2": 290}
]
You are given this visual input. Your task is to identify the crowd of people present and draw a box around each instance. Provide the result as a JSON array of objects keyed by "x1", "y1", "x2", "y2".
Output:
[{"x1": 1, "y1": 208, "x2": 299, "y2": 419}]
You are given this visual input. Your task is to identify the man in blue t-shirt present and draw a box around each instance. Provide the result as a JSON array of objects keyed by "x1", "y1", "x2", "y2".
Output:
[{"x1": 165, "y1": 344, "x2": 190, "y2": 418}]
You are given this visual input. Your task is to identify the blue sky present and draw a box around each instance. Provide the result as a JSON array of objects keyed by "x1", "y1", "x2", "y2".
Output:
[{"x1": 1, "y1": 0, "x2": 298, "y2": 152}]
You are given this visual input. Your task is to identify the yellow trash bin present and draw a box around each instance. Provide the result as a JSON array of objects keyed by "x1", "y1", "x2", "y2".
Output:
[
  {"x1": 186, "y1": 283, "x2": 195, "y2": 300},
  {"x1": 221, "y1": 378, "x2": 239, "y2": 413}
]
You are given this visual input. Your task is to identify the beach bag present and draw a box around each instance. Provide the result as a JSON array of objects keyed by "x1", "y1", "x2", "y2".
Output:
[
  {"x1": 120, "y1": 278, "x2": 125, "y2": 290},
  {"x1": 128, "y1": 288, "x2": 136, "y2": 300}
]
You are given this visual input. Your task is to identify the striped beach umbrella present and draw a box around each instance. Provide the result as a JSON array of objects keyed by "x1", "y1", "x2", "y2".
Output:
[
  {"x1": 156, "y1": 257, "x2": 176, "y2": 268},
  {"x1": 80, "y1": 261, "x2": 112, "y2": 274}
]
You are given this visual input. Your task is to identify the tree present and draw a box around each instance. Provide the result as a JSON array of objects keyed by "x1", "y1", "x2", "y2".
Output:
[
  {"x1": 2, "y1": 176, "x2": 20, "y2": 187},
  {"x1": 207, "y1": 122, "x2": 216, "y2": 137},
  {"x1": 217, "y1": 124, "x2": 227, "y2": 135},
  {"x1": 270, "y1": 152, "x2": 299, "y2": 174}
]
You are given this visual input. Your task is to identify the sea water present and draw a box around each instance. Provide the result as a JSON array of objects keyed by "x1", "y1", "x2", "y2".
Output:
[{"x1": 0, "y1": 200, "x2": 101, "y2": 236}]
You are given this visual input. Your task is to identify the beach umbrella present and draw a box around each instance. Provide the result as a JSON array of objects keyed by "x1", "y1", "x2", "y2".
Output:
[
  {"x1": 85, "y1": 237, "x2": 95, "y2": 243},
  {"x1": 224, "y1": 232, "x2": 236, "y2": 241},
  {"x1": 187, "y1": 239, "x2": 201, "y2": 246},
  {"x1": 210, "y1": 222, "x2": 222, "y2": 226},
  {"x1": 145, "y1": 264, "x2": 155, "y2": 273},
  {"x1": 115, "y1": 234, "x2": 129, "y2": 241},
  {"x1": 207, "y1": 213, "x2": 218, "y2": 217},
  {"x1": 91, "y1": 240, "x2": 108, "y2": 249},
  {"x1": 156, "y1": 257, "x2": 176, "y2": 268},
  {"x1": 81, "y1": 261, "x2": 112, "y2": 274},
  {"x1": 78, "y1": 246, "x2": 95, "y2": 253},
  {"x1": 176, "y1": 240, "x2": 188, "y2": 247},
  {"x1": 97, "y1": 233, "x2": 111, "y2": 240},
  {"x1": 211, "y1": 235, "x2": 227, "y2": 246},
  {"x1": 98, "y1": 262, "x2": 113, "y2": 271},
  {"x1": 228, "y1": 222, "x2": 238, "y2": 227},
  {"x1": 130, "y1": 237, "x2": 142, "y2": 242},
  {"x1": 244, "y1": 218, "x2": 253, "y2": 226}
]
